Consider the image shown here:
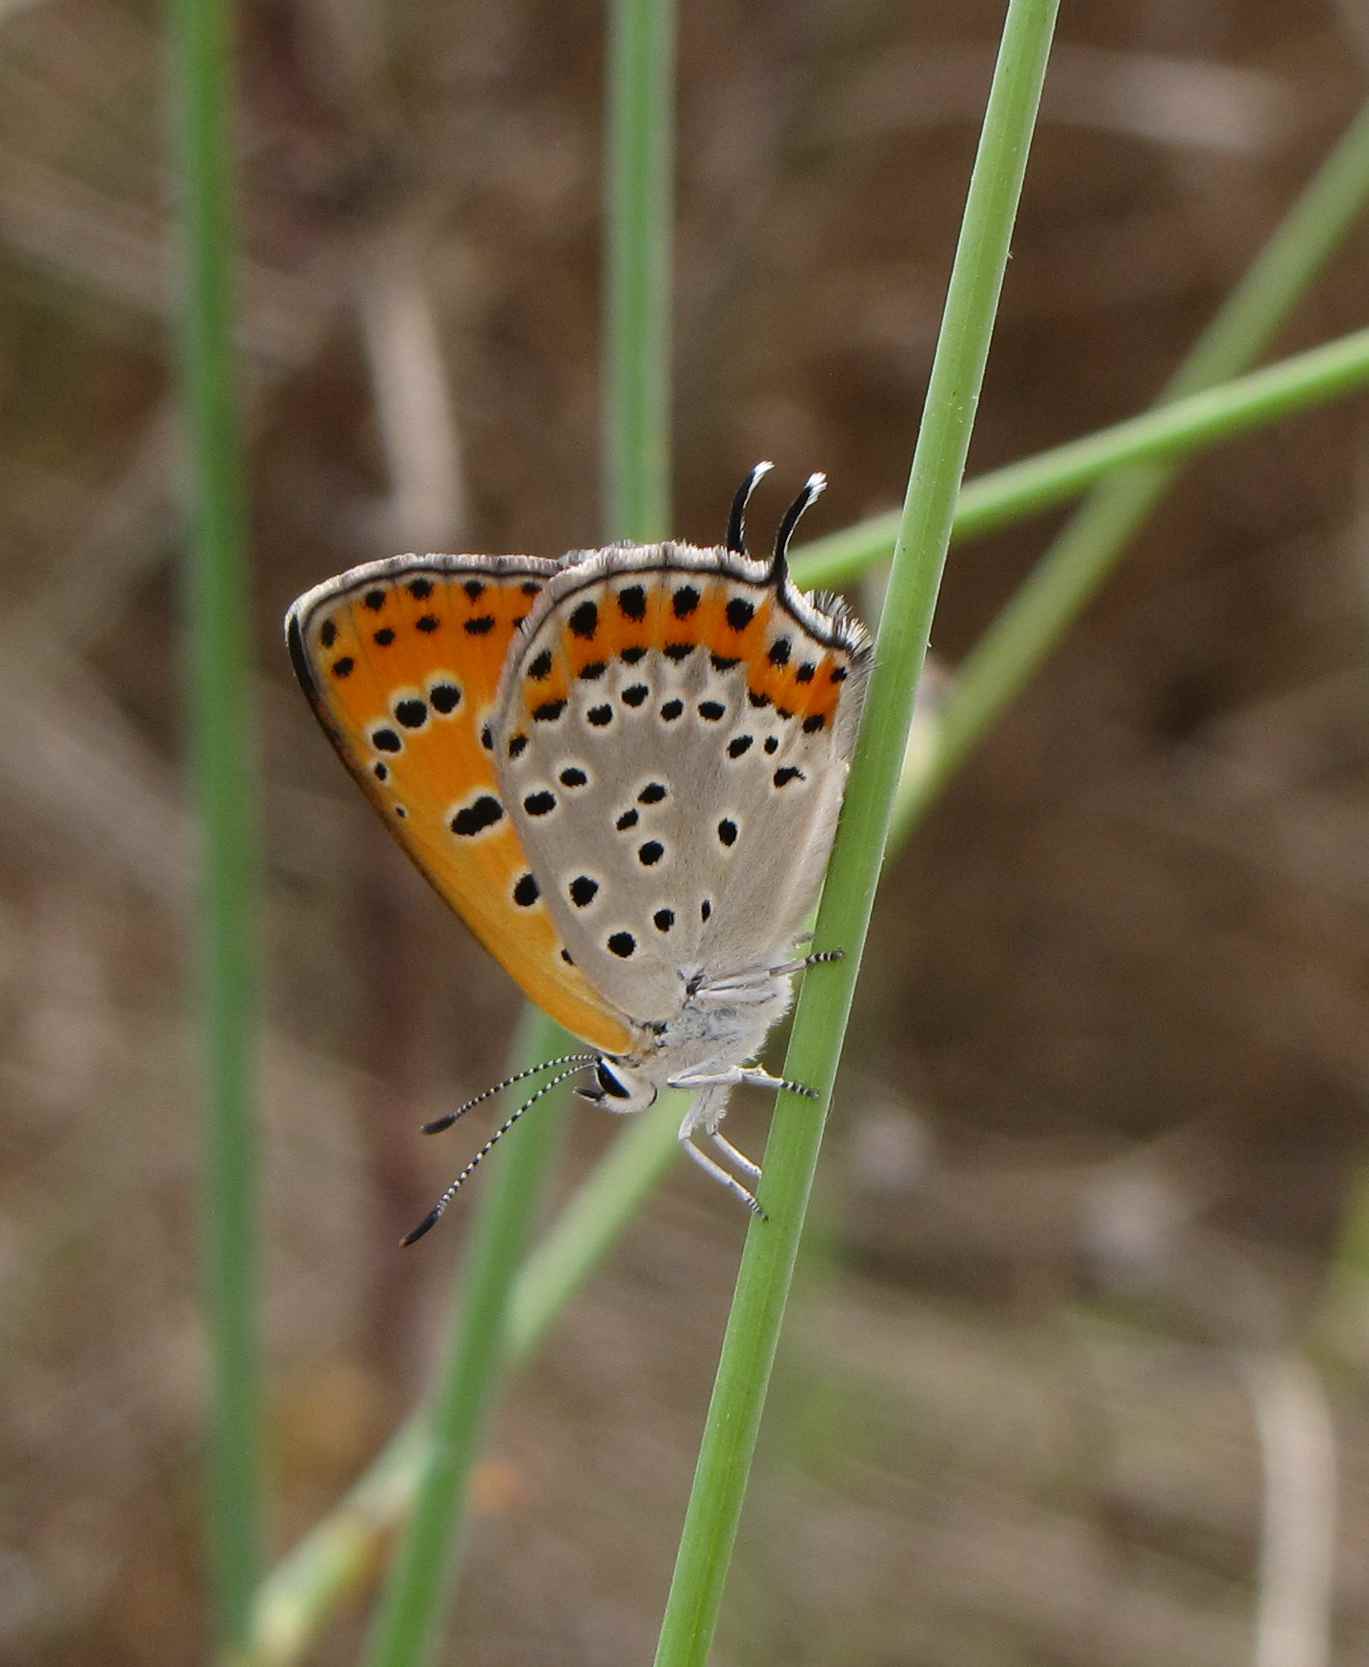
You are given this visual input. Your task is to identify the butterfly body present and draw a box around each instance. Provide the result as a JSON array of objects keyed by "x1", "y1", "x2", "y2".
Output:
[{"x1": 286, "y1": 468, "x2": 870, "y2": 1234}]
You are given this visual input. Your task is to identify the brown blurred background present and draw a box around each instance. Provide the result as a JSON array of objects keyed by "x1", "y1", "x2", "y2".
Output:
[{"x1": 4, "y1": 1, "x2": 1369, "y2": 1663}]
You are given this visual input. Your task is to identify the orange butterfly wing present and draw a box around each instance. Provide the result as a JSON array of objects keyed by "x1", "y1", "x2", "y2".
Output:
[{"x1": 286, "y1": 555, "x2": 636, "y2": 1055}]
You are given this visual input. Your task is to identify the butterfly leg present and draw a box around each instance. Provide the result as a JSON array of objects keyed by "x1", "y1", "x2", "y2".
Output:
[
  {"x1": 695, "y1": 948, "x2": 844, "y2": 1001},
  {"x1": 710, "y1": 1130, "x2": 762, "y2": 1184},
  {"x1": 671, "y1": 1063, "x2": 820, "y2": 1100},
  {"x1": 678, "y1": 1088, "x2": 766, "y2": 1217},
  {"x1": 765, "y1": 948, "x2": 845, "y2": 979},
  {"x1": 679, "y1": 1132, "x2": 766, "y2": 1217}
]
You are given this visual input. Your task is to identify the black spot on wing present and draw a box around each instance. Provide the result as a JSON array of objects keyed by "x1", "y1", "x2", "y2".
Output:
[{"x1": 450, "y1": 795, "x2": 504, "y2": 837}]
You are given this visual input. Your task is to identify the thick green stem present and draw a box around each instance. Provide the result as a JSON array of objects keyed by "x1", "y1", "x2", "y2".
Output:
[{"x1": 652, "y1": 6, "x2": 1060, "y2": 1663}]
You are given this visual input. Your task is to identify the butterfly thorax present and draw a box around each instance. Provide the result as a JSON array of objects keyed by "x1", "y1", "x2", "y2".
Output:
[{"x1": 613, "y1": 957, "x2": 797, "y2": 1091}]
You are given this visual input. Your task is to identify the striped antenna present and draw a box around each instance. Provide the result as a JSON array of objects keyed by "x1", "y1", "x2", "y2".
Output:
[
  {"x1": 421, "y1": 1052, "x2": 598, "y2": 1134},
  {"x1": 402, "y1": 1062, "x2": 593, "y2": 1246}
]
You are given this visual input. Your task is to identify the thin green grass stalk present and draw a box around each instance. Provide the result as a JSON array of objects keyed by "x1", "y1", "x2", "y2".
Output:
[
  {"x1": 245, "y1": 85, "x2": 1369, "y2": 1667},
  {"x1": 250, "y1": 1098, "x2": 681, "y2": 1665},
  {"x1": 653, "y1": 6, "x2": 1060, "y2": 1662},
  {"x1": 171, "y1": 0, "x2": 261, "y2": 1653},
  {"x1": 604, "y1": 0, "x2": 676, "y2": 539},
  {"x1": 361, "y1": 1008, "x2": 570, "y2": 1667},
  {"x1": 361, "y1": 7, "x2": 679, "y2": 1660},
  {"x1": 890, "y1": 92, "x2": 1369, "y2": 846},
  {"x1": 795, "y1": 323, "x2": 1369, "y2": 590}
]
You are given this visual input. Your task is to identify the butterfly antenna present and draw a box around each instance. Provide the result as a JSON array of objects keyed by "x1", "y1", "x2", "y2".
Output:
[
  {"x1": 403, "y1": 1063, "x2": 593, "y2": 1246},
  {"x1": 725, "y1": 460, "x2": 774, "y2": 555},
  {"x1": 421, "y1": 1052, "x2": 597, "y2": 1134},
  {"x1": 770, "y1": 471, "x2": 826, "y2": 585}
]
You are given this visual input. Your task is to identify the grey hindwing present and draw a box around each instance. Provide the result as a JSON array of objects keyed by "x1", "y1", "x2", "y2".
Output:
[{"x1": 493, "y1": 542, "x2": 870, "y2": 1027}]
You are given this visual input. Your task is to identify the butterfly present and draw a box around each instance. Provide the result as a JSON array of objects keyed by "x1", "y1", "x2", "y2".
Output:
[{"x1": 285, "y1": 463, "x2": 871, "y2": 1241}]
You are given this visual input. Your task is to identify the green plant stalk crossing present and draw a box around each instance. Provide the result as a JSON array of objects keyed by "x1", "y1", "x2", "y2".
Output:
[
  {"x1": 250, "y1": 1099, "x2": 682, "y2": 1665},
  {"x1": 794, "y1": 323, "x2": 1369, "y2": 590},
  {"x1": 652, "y1": 4, "x2": 1061, "y2": 1662},
  {"x1": 897, "y1": 93, "x2": 1369, "y2": 840},
  {"x1": 361, "y1": 1011, "x2": 570, "y2": 1667}
]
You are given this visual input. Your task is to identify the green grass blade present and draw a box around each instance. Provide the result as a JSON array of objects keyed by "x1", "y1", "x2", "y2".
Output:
[
  {"x1": 360, "y1": 5, "x2": 678, "y2": 1661},
  {"x1": 361, "y1": 1010, "x2": 570, "y2": 1667},
  {"x1": 170, "y1": 0, "x2": 261, "y2": 1652},
  {"x1": 604, "y1": 0, "x2": 676, "y2": 540},
  {"x1": 652, "y1": 6, "x2": 1061, "y2": 1663},
  {"x1": 796, "y1": 323, "x2": 1369, "y2": 589},
  {"x1": 894, "y1": 93, "x2": 1369, "y2": 839},
  {"x1": 250, "y1": 1098, "x2": 681, "y2": 1665}
]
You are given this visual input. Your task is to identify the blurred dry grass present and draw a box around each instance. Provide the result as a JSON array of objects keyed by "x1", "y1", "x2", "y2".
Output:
[{"x1": 3, "y1": 1, "x2": 1369, "y2": 1663}]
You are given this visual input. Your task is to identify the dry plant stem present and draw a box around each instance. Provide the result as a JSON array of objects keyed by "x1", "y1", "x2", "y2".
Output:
[
  {"x1": 1242, "y1": 1353, "x2": 1337, "y2": 1667},
  {"x1": 653, "y1": 4, "x2": 1060, "y2": 1662},
  {"x1": 171, "y1": 0, "x2": 262, "y2": 1653}
]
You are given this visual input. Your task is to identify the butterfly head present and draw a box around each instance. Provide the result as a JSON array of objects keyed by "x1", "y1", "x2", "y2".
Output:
[{"x1": 575, "y1": 1055, "x2": 659, "y2": 1113}]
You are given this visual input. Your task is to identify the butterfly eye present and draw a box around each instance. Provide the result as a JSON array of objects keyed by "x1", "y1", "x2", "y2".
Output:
[{"x1": 595, "y1": 1060, "x2": 632, "y2": 1100}]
